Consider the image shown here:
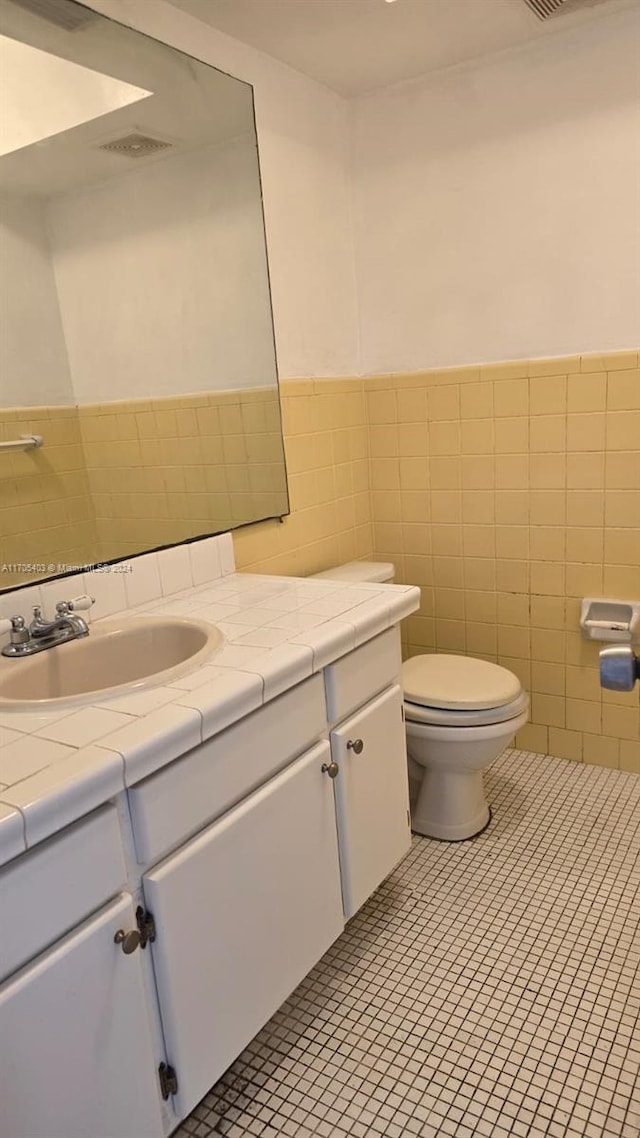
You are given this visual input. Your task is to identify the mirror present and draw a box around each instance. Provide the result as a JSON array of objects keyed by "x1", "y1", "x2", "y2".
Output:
[{"x1": 0, "y1": 0, "x2": 288, "y2": 592}]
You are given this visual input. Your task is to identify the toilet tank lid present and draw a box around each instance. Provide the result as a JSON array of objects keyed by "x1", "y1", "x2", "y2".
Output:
[
  {"x1": 402, "y1": 654, "x2": 522, "y2": 711},
  {"x1": 311, "y1": 561, "x2": 395, "y2": 584}
]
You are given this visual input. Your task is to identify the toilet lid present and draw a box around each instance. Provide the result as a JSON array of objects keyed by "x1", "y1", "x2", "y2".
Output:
[
  {"x1": 404, "y1": 689, "x2": 529, "y2": 727},
  {"x1": 402, "y1": 654, "x2": 522, "y2": 711}
]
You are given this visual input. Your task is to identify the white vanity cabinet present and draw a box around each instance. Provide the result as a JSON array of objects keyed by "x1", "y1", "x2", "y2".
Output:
[
  {"x1": 0, "y1": 892, "x2": 164, "y2": 1138},
  {"x1": 142, "y1": 740, "x2": 344, "y2": 1120},
  {"x1": 1, "y1": 622, "x2": 414, "y2": 1137}
]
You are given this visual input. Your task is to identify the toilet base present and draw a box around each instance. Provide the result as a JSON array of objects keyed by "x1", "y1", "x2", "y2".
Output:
[{"x1": 412, "y1": 767, "x2": 490, "y2": 841}]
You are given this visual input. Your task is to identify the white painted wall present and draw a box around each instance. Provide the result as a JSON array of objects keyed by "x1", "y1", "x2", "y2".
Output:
[
  {"x1": 48, "y1": 136, "x2": 277, "y2": 401},
  {"x1": 83, "y1": 0, "x2": 359, "y2": 381},
  {"x1": 353, "y1": 8, "x2": 640, "y2": 373},
  {"x1": 0, "y1": 196, "x2": 73, "y2": 407}
]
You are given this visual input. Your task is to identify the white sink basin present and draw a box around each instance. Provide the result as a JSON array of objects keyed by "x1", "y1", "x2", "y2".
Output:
[{"x1": 0, "y1": 616, "x2": 223, "y2": 710}]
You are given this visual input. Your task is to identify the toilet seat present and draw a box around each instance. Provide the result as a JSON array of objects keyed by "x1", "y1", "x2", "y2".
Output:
[
  {"x1": 402, "y1": 653, "x2": 526, "y2": 726},
  {"x1": 404, "y1": 689, "x2": 528, "y2": 727},
  {"x1": 402, "y1": 653, "x2": 522, "y2": 711}
]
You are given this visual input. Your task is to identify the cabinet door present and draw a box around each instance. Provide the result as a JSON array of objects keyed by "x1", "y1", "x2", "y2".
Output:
[
  {"x1": 0, "y1": 894, "x2": 164, "y2": 1138},
  {"x1": 143, "y1": 740, "x2": 344, "y2": 1121},
  {"x1": 331, "y1": 684, "x2": 411, "y2": 918}
]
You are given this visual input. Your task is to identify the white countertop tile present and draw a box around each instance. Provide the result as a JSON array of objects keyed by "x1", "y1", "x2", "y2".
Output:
[
  {"x1": 0, "y1": 725, "x2": 24, "y2": 749},
  {"x1": 0, "y1": 801, "x2": 26, "y2": 864},
  {"x1": 212, "y1": 643, "x2": 271, "y2": 669},
  {"x1": 93, "y1": 685, "x2": 182, "y2": 716},
  {"x1": 1, "y1": 708, "x2": 79, "y2": 735},
  {"x1": 98, "y1": 705, "x2": 203, "y2": 787},
  {"x1": 289, "y1": 621, "x2": 357, "y2": 671},
  {"x1": 0, "y1": 746, "x2": 124, "y2": 848},
  {"x1": 232, "y1": 627, "x2": 293, "y2": 649},
  {"x1": 243, "y1": 644, "x2": 314, "y2": 702},
  {"x1": 0, "y1": 737, "x2": 76, "y2": 787},
  {"x1": 175, "y1": 671, "x2": 264, "y2": 739},
  {"x1": 33, "y1": 707, "x2": 135, "y2": 748},
  {"x1": 166, "y1": 664, "x2": 230, "y2": 692}
]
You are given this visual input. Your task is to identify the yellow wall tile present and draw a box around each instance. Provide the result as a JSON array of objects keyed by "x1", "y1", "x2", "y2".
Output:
[
  {"x1": 606, "y1": 410, "x2": 640, "y2": 450},
  {"x1": 464, "y1": 557, "x2": 497, "y2": 591},
  {"x1": 581, "y1": 351, "x2": 638, "y2": 372},
  {"x1": 495, "y1": 454, "x2": 529, "y2": 489},
  {"x1": 528, "y1": 452, "x2": 562, "y2": 489},
  {"x1": 531, "y1": 693, "x2": 565, "y2": 728},
  {"x1": 494, "y1": 417, "x2": 529, "y2": 454},
  {"x1": 397, "y1": 388, "x2": 427, "y2": 423},
  {"x1": 429, "y1": 420, "x2": 461, "y2": 455},
  {"x1": 460, "y1": 419, "x2": 494, "y2": 454},
  {"x1": 529, "y1": 376, "x2": 567, "y2": 415},
  {"x1": 583, "y1": 734, "x2": 619, "y2": 768},
  {"x1": 460, "y1": 382, "x2": 493, "y2": 419},
  {"x1": 567, "y1": 452, "x2": 605, "y2": 489},
  {"x1": 602, "y1": 705, "x2": 639, "y2": 742},
  {"x1": 548, "y1": 728, "x2": 582, "y2": 761},
  {"x1": 530, "y1": 527, "x2": 565, "y2": 562},
  {"x1": 565, "y1": 562, "x2": 604, "y2": 598},
  {"x1": 516, "y1": 723, "x2": 549, "y2": 753},
  {"x1": 567, "y1": 371, "x2": 607, "y2": 412},
  {"x1": 493, "y1": 378, "x2": 529, "y2": 416},
  {"x1": 566, "y1": 413, "x2": 605, "y2": 451},
  {"x1": 604, "y1": 528, "x2": 640, "y2": 566},
  {"x1": 604, "y1": 490, "x2": 640, "y2": 528},
  {"x1": 399, "y1": 458, "x2": 428, "y2": 491},
  {"x1": 529, "y1": 355, "x2": 580, "y2": 377},
  {"x1": 607, "y1": 369, "x2": 640, "y2": 410},
  {"x1": 428, "y1": 385, "x2": 460, "y2": 421},
  {"x1": 462, "y1": 491, "x2": 495, "y2": 524},
  {"x1": 461, "y1": 455, "x2": 495, "y2": 489},
  {"x1": 566, "y1": 699, "x2": 601, "y2": 735},
  {"x1": 530, "y1": 561, "x2": 565, "y2": 596},
  {"x1": 620, "y1": 741, "x2": 640, "y2": 773},
  {"x1": 530, "y1": 415, "x2": 566, "y2": 452}
]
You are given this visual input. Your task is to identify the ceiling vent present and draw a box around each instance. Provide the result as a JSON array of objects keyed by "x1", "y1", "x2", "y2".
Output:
[
  {"x1": 97, "y1": 133, "x2": 174, "y2": 159},
  {"x1": 522, "y1": 0, "x2": 615, "y2": 18},
  {"x1": 8, "y1": 0, "x2": 97, "y2": 31}
]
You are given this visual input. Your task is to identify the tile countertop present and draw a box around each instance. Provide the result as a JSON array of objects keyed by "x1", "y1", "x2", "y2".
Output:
[{"x1": 0, "y1": 572, "x2": 420, "y2": 866}]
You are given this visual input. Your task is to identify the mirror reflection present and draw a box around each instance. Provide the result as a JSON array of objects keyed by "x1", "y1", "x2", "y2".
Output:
[{"x1": 0, "y1": 0, "x2": 288, "y2": 591}]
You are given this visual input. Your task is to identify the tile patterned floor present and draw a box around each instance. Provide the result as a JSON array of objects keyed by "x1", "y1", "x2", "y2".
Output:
[{"x1": 175, "y1": 750, "x2": 640, "y2": 1138}]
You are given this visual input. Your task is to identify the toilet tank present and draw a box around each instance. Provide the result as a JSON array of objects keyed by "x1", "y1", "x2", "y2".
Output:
[{"x1": 311, "y1": 561, "x2": 395, "y2": 584}]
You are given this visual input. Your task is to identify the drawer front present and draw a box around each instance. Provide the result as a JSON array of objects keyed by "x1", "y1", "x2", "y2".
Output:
[
  {"x1": 0, "y1": 806, "x2": 126, "y2": 982},
  {"x1": 129, "y1": 673, "x2": 327, "y2": 866},
  {"x1": 324, "y1": 627, "x2": 401, "y2": 725}
]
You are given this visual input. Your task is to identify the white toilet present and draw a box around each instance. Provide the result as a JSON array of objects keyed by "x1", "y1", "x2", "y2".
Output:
[{"x1": 312, "y1": 560, "x2": 529, "y2": 841}]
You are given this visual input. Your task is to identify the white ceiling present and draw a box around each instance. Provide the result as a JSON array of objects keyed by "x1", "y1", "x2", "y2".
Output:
[{"x1": 170, "y1": 0, "x2": 636, "y2": 97}]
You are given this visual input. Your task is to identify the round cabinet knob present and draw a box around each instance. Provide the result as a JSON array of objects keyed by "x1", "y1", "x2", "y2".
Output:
[
  {"x1": 114, "y1": 928, "x2": 141, "y2": 955},
  {"x1": 347, "y1": 738, "x2": 364, "y2": 755},
  {"x1": 321, "y1": 761, "x2": 339, "y2": 779}
]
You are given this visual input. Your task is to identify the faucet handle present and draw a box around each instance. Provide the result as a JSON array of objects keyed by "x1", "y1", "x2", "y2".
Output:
[
  {"x1": 0, "y1": 615, "x2": 25, "y2": 635},
  {"x1": 0, "y1": 615, "x2": 30, "y2": 646},
  {"x1": 55, "y1": 595, "x2": 95, "y2": 616}
]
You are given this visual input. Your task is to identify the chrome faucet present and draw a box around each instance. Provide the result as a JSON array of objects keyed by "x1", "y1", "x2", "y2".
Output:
[{"x1": 1, "y1": 595, "x2": 94, "y2": 658}]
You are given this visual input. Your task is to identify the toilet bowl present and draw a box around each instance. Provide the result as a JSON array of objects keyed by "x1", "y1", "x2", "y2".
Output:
[{"x1": 310, "y1": 561, "x2": 529, "y2": 841}]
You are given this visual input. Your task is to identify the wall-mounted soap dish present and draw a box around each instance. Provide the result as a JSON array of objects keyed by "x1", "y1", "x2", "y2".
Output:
[{"x1": 580, "y1": 598, "x2": 640, "y2": 643}]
